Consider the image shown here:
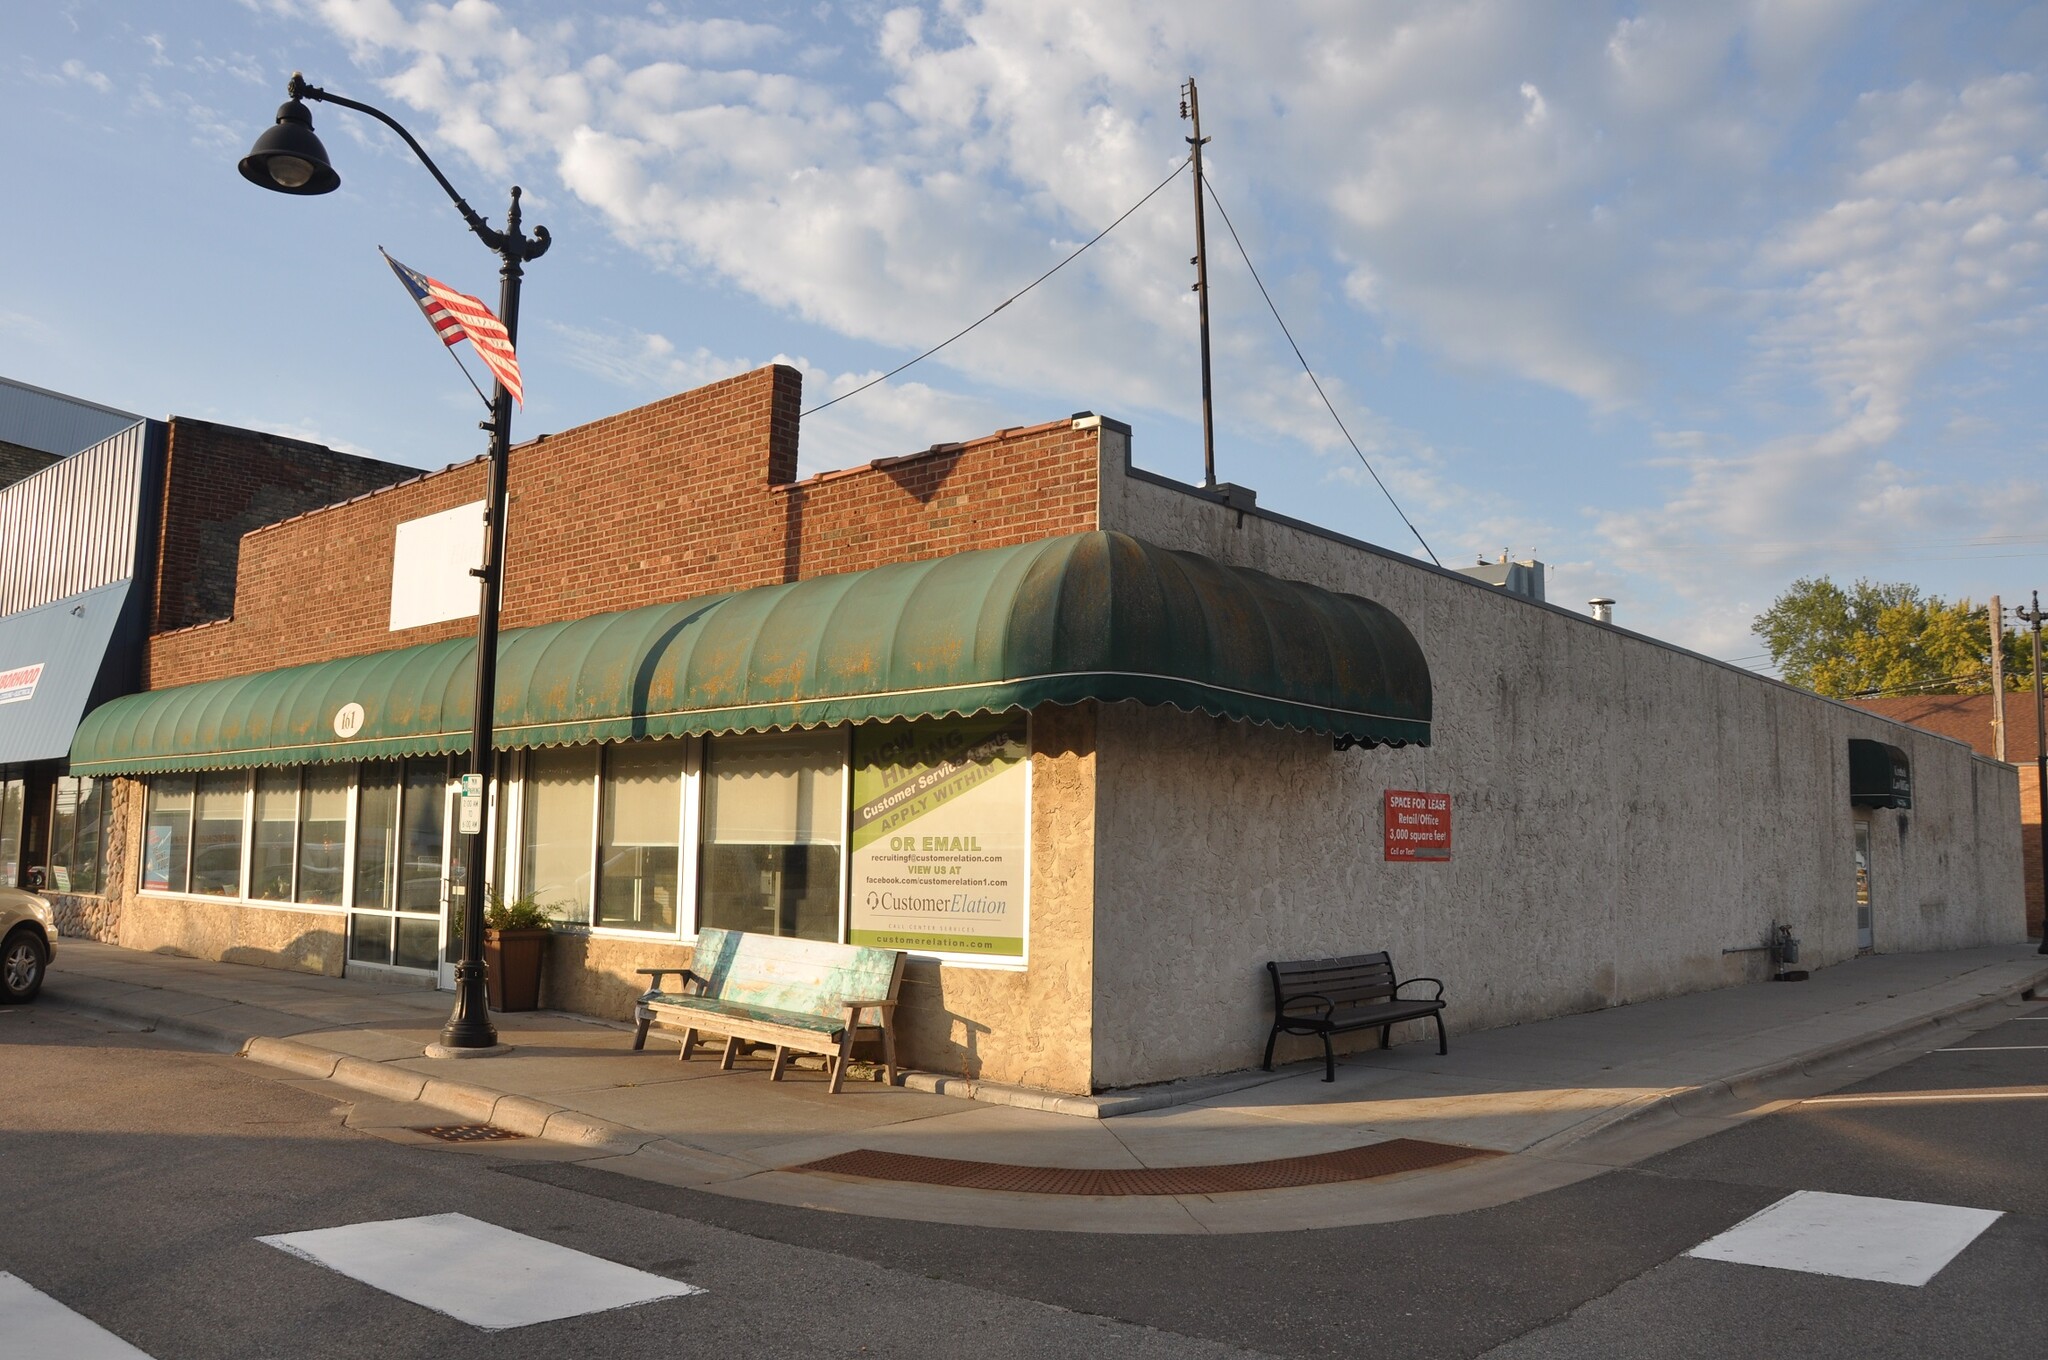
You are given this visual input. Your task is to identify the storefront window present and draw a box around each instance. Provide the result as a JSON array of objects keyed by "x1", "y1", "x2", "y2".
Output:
[
  {"x1": 0, "y1": 777, "x2": 22, "y2": 888},
  {"x1": 521, "y1": 747, "x2": 596, "y2": 925},
  {"x1": 191, "y1": 772, "x2": 247, "y2": 896},
  {"x1": 252, "y1": 770, "x2": 298, "y2": 901},
  {"x1": 397, "y1": 759, "x2": 448, "y2": 914},
  {"x1": 354, "y1": 763, "x2": 399, "y2": 911},
  {"x1": 143, "y1": 775, "x2": 195, "y2": 894},
  {"x1": 48, "y1": 775, "x2": 108, "y2": 895},
  {"x1": 596, "y1": 741, "x2": 682, "y2": 932},
  {"x1": 701, "y1": 730, "x2": 844, "y2": 941},
  {"x1": 297, "y1": 767, "x2": 349, "y2": 906}
]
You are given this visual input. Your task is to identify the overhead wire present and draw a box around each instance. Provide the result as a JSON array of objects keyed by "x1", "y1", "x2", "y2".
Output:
[
  {"x1": 1199, "y1": 175, "x2": 1441, "y2": 567},
  {"x1": 800, "y1": 156, "x2": 1193, "y2": 419}
]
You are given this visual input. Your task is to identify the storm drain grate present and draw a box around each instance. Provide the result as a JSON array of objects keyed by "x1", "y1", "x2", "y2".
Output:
[
  {"x1": 413, "y1": 1123, "x2": 528, "y2": 1143},
  {"x1": 793, "y1": 1136, "x2": 1499, "y2": 1196}
]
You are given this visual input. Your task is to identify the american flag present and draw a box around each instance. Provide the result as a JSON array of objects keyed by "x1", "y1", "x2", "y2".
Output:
[{"x1": 382, "y1": 251, "x2": 524, "y2": 406}]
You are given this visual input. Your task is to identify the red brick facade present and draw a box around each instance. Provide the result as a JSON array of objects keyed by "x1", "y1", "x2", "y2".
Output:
[
  {"x1": 0, "y1": 437, "x2": 60, "y2": 491},
  {"x1": 151, "y1": 418, "x2": 418, "y2": 634},
  {"x1": 1851, "y1": 693, "x2": 2044, "y2": 938},
  {"x1": 149, "y1": 366, "x2": 1104, "y2": 688}
]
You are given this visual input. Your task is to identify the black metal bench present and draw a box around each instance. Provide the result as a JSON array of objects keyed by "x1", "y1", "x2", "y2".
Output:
[{"x1": 1263, "y1": 951, "x2": 1447, "y2": 1081}]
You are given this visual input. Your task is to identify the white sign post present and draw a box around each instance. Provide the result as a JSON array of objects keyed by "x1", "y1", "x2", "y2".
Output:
[{"x1": 458, "y1": 772, "x2": 484, "y2": 835}]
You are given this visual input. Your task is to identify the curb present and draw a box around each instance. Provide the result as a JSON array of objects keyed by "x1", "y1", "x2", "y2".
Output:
[
  {"x1": 46, "y1": 983, "x2": 653, "y2": 1155},
  {"x1": 1526, "y1": 964, "x2": 2048, "y2": 1156},
  {"x1": 50, "y1": 958, "x2": 2048, "y2": 1174}
]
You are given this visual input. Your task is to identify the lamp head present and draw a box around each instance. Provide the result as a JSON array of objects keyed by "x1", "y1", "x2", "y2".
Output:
[{"x1": 239, "y1": 96, "x2": 339, "y2": 195}]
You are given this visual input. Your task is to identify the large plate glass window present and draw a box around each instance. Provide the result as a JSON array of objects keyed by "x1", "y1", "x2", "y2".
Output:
[
  {"x1": 48, "y1": 775, "x2": 109, "y2": 895},
  {"x1": 142, "y1": 775, "x2": 194, "y2": 893},
  {"x1": 191, "y1": 772, "x2": 247, "y2": 897},
  {"x1": 252, "y1": 770, "x2": 298, "y2": 901},
  {"x1": 597, "y1": 741, "x2": 683, "y2": 932},
  {"x1": 701, "y1": 730, "x2": 844, "y2": 941},
  {"x1": 522, "y1": 747, "x2": 597, "y2": 925},
  {"x1": 296, "y1": 767, "x2": 349, "y2": 906}
]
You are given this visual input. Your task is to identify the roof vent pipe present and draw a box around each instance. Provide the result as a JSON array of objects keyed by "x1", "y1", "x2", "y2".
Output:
[{"x1": 1589, "y1": 598, "x2": 1615, "y2": 624}]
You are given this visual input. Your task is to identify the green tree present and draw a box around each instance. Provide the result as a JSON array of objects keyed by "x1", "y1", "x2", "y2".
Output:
[{"x1": 1753, "y1": 576, "x2": 2029, "y2": 699}]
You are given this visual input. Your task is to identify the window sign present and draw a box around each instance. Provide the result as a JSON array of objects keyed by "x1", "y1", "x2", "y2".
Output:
[
  {"x1": 849, "y1": 715, "x2": 1028, "y2": 959},
  {"x1": 1384, "y1": 790, "x2": 1451, "y2": 862}
]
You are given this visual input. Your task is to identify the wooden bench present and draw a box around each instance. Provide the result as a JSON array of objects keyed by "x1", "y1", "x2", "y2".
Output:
[
  {"x1": 1263, "y1": 951, "x2": 1447, "y2": 1082},
  {"x1": 632, "y1": 928, "x2": 905, "y2": 1094}
]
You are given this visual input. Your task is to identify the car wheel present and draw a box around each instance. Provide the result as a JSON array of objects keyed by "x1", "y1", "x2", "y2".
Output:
[{"x1": 2, "y1": 927, "x2": 47, "y2": 1003}]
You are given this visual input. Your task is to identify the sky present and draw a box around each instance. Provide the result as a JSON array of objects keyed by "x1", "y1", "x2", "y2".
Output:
[{"x1": 5, "y1": 1, "x2": 2048, "y2": 670}]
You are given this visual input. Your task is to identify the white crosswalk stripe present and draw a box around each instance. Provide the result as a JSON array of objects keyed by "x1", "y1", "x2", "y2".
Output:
[
  {"x1": 0, "y1": 1272, "x2": 157, "y2": 1359},
  {"x1": 258, "y1": 1212, "x2": 704, "y2": 1331},
  {"x1": 1686, "y1": 1190, "x2": 2002, "y2": 1286}
]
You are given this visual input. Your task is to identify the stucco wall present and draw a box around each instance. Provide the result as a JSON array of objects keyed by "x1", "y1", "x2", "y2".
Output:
[{"x1": 1089, "y1": 442, "x2": 2026, "y2": 1089}]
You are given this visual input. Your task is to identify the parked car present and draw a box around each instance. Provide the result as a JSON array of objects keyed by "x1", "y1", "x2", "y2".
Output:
[{"x1": 1, "y1": 868, "x2": 55, "y2": 1003}]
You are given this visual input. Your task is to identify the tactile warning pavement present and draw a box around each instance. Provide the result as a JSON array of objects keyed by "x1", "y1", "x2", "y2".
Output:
[{"x1": 793, "y1": 1136, "x2": 1499, "y2": 1196}]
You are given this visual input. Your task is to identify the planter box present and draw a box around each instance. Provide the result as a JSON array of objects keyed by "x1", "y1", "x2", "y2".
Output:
[{"x1": 483, "y1": 928, "x2": 550, "y2": 1012}]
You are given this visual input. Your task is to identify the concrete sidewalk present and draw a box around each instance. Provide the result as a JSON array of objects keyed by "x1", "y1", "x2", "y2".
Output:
[{"x1": 34, "y1": 939, "x2": 2048, "y2": 1235}]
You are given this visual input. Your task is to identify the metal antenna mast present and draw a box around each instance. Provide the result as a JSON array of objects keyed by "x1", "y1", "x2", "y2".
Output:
[{"x1": 1182, "y1": 77, "x2": 1216, "y2": 488}]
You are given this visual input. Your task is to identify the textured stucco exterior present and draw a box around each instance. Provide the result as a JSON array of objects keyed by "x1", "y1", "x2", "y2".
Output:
[
  {"x1": 1088, "y1": 435, "x2": 2026, "y2": 1088},
  {"x1": 120, "y1": 895, "x2": 345, "y2": 976}
]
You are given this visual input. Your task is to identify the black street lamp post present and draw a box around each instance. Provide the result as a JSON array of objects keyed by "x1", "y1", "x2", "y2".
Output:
[{"x1": 240, "y1": 73, "x2": 550, "y2": 1048}]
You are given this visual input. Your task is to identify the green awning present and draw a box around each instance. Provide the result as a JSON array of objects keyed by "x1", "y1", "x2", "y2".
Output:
[{"x1": 69, "y1": 531, "x2": 1430, "y2": 775}]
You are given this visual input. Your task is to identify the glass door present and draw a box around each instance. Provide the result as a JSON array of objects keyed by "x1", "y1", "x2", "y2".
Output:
[{"x1": 347, "y1": 758, "x2": 451, "y2": 976}]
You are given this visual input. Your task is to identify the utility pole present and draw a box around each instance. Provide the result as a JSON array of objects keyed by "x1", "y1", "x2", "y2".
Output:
[
  {"x1": 2022, "y1": 591, "x2": 2048, "y2": 953},
  {"x1": 1990, "y1": 594, "x2": 2006, "y2": 762},
  {"x1": 1181, "y1": 77, "x2": 1216, "y2": 488}
]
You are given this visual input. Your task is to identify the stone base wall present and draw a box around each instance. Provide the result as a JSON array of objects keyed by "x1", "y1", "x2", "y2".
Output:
[
  {"x1": 48, "y1": 893, "x2": 121, "y2": 942},
  {"x1": 119, "y1": 895, "x2": 345, "y2": 976}
]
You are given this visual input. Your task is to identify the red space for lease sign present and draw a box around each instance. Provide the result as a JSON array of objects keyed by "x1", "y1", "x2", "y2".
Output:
[{"x1": 1384, "y1": 790, "x2": 1451, "y2": 862}]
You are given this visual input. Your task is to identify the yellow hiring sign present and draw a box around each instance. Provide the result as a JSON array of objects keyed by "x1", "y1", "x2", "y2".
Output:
[{"x1": 848, "y1": 715, "x2": 1028, "y2": 959}]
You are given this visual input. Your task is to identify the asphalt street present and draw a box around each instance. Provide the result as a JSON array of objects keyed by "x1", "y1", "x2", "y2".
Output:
[{"x1": 4, "y1": 996, "x2": 2043, "y2": 1359}]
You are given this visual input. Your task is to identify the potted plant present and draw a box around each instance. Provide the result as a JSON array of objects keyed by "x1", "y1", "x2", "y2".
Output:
[{"x1": 479, "y1": 889, "x2": 553, "y2": 1012}]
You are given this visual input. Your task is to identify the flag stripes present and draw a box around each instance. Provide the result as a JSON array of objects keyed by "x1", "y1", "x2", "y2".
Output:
[{"x1": 382, "y1": 251, "x2": 525, "y2": 406}]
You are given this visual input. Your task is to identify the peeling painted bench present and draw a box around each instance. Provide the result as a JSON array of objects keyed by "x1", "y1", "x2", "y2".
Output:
[
  {"x1": 1263, "y1": 951, "x2": 1447, "y2": 1082},
  {"x1": 632, "y1": 928, "x2": 905, "y2": 1094}
]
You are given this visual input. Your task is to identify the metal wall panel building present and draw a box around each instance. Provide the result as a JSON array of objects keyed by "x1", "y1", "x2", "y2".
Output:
[
  {"x1": 0, "y1": 376, "x2": 142, "y2": 458},
  {"x1": 0, "y1": 421, "x2": 162, "y2": 618}
]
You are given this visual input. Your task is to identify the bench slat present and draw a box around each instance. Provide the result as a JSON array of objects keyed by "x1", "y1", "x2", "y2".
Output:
[
  {"x1": 689, "y1": 928, "x2": 899, "y2": 1023},
  {"x1": 633, "y1": 928, "x2": 906, "y2": 1094}
]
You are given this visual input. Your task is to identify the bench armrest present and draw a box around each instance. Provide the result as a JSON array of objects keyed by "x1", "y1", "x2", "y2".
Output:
[
  {"x1": 635, "y1": 966, "x2": 706, "y2": 999},
  {"x1": 1393, "y1": 977, "x2": 1445, "y2": 1002},
  {"x1": 1277, "y1": 993, "x2": 1335, "y2": 1020},
  {"x1": 842, "y1": 998, "x2": 898, "y2": 1027}
]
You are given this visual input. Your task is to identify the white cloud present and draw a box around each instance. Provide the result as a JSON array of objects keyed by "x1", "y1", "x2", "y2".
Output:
[
  {"x1": 58, "y1": 59, "x2": 113, "y2": 93},
  {"x1": 251, "y1": 1, "x2": 2048, "y2": 652}
]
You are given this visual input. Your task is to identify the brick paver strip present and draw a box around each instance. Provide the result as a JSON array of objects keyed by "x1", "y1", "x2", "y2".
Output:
[{"x1": 793, "y1": 1136, "x2": 1500, "y2": 1196}]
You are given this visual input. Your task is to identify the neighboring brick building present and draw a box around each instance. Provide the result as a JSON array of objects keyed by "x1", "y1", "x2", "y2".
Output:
[
  {"x1": 0, "y1": 388, "x2": 415, "y2": 936},
  {"x1": 147, "y1": 366, "x2": 1096, "y2": 687},
  {"x1": 64, "y1": 363, "x2": 2028, "y2": 1096},
  {"x1": 0, "y1": 438, "x2": 59, "y2": 491},
  {"x1": 1850, "y1": 693, "x2": 2042, "y2": 938}
]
